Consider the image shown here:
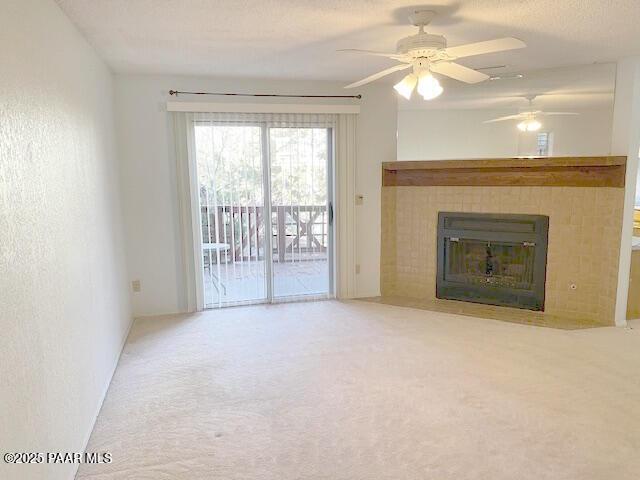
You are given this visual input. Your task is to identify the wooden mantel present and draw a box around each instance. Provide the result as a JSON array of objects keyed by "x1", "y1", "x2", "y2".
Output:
[{"x1": 382, "y1": 156, "x2": 627, "y2": 188}]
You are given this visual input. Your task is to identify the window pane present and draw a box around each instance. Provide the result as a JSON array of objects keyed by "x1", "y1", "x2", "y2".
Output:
[{"x1": 269, "y1": 127, "x2": 330, "y2": 297}]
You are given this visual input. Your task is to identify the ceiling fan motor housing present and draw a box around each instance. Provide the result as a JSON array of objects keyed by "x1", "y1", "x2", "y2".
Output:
[{"x1": 396, "y1": 33, "x2": 447, "y2": 57}]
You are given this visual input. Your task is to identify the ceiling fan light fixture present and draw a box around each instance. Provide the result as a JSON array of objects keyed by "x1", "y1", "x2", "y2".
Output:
[
  {"x1": 394, "y1": 73, "x2": 418, "y2": 99},
  {"x1": 517, "y1": 119, "x2": 542, "y2": 132},
  {"x1": 528, "y1": 120, "x2": 541, "y2": 131},
  {"x1": 340, "y1": 11, "x2": 525, "y2": 94},
  {"x1": 417, "y1": 72, "x2": 443, "y2": 100}
]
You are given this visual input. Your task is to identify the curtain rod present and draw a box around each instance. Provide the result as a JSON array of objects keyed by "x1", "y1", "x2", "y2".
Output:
[{"x1": 169, "y1": 90, "x2": 362, "y2": 99}]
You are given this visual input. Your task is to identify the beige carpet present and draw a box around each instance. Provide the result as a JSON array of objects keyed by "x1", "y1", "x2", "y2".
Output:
[{"x1": 77, "y1": 301, "x2": 640, "y2": 479}]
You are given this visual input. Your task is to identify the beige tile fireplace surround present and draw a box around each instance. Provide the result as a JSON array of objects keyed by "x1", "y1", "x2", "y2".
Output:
[{"x1": 380, "y1": 157, "x2": 626, "y2": 327}]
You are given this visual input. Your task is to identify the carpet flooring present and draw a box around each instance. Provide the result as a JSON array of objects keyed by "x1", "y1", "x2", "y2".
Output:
[{"x1": 77, "y1": 300, "x2": 640, "y2": 479}]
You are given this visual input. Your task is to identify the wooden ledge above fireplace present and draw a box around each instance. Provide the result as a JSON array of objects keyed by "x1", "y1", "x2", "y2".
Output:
[{"x1": 382, "y1": 156, "x2": 627, "y2": 188}]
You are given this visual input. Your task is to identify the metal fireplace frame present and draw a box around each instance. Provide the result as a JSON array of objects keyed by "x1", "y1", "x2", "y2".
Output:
[{"x1": 436, "y1": 212, "x2": 549, "y2": 311}]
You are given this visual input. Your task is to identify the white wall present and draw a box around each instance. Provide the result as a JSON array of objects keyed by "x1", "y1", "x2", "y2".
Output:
[
  {"x1": 0, "y1": 1, "x2": 131, "y2": 479},
  {"x1": 610, "y1": 57, "x2": 640, "y2": 325},
  {"x1": 398, "y1": 107, "x2": 613, "y2": 160},
  {"x1": 115, "y1": 75, "x2": 396, "y2": 316},
  {"x1": 355, "y1": 87, "x2": 398, "y2": 297}
]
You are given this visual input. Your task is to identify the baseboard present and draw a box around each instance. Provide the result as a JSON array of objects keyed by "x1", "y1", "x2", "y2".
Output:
[
  {"x1": 72, "y1": 313, "x2": 135, "y2": 480},
  {"x1": 133, "y1": 309, "x2": 191, "y2": 319}
]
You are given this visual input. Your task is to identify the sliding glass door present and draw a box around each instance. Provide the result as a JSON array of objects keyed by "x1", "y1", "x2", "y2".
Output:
[{"x1": 193, "y1": 118, "x2": 333, "y2": 308}]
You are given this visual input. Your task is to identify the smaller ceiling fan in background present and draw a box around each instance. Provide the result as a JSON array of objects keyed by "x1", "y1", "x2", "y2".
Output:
[
  {"x1": 340, "y1": 10, "x2": 526, "y2": 100},
  {"x1": 484, "y1": 95, "x2": 579, "y2": 131}
]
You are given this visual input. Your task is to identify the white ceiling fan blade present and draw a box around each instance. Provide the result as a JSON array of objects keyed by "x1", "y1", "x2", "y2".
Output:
[
  {"x1": 538, "y1": 112, "x2": 580, "y2": 116},
  {"x1": 483, "y1": 114, "x2": 525, "y2": 123},
  {"x1": 431, "y1": 62, "x2": 489, "y2": 84},
  {"x1": 344, "y1": 63, "x2": 411, "y2": 89},
  {"x1": 337, "y1": 49, "x2": 409, "y2": 61},
  {"x1": 444, "y1": 37, "x2": 526, "y2": 59}
]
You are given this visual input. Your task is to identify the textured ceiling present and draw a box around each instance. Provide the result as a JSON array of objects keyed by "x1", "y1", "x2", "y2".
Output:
[{"x1": 55, "y1": 0, "x2": 640, "y2": 82}]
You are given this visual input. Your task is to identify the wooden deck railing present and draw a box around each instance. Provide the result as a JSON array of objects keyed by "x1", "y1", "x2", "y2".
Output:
[{"x1": 201, "y1": 204, "x2": 328, "y2": 263}]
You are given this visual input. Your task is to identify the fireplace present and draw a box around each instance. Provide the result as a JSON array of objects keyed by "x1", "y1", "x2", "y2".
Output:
[{"x1": 436, "y1": 212, "x2": 549, "y2": 311}]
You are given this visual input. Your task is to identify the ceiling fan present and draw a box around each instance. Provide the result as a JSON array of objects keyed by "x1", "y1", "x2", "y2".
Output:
[
  {"x1": 484, "y1": 95, "x2": 579, "y2": 131},
  {"x1": 340, "y1": 10, "x2": 526, "y2": 100}
]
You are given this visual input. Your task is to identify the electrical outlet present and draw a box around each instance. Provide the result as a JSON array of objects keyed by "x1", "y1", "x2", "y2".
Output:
[
  {"x1": 132, "y1": 280, "x2": 141, "y2": 293},
  {"x1": 355, "y1": 264, "x2": 361, "y2": 274},
  {"x1": 355, "y1": 194, "x2": 364, "y2": 206}
]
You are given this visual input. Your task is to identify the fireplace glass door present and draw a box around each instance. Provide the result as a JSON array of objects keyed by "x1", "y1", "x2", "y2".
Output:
[
  {"x1": 437, "y1": 212, "x2": 549, "y2": 311},
  {"x1": 444, "y1": 239, "x2": 536, "y2": 291}
]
